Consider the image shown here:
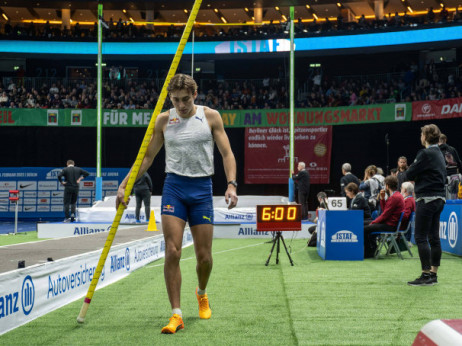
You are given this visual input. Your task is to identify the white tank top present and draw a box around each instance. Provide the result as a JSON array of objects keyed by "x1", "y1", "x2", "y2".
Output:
[{"x1": 164, "y1": 106, "x2": 214, "y2": 177}]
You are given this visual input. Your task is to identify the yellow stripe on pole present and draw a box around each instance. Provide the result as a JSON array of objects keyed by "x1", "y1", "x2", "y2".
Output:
[{"x1": 77, "y1": 0, "x2": 202, "y2": 324}]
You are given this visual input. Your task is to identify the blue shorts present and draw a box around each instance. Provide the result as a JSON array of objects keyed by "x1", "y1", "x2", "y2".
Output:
[{"x1": 161, "y1": 173, "x2": 214, "y2": 226}]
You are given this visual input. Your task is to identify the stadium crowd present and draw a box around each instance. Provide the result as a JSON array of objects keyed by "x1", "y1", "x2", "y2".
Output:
[
  {"x1": 0, "y1": 7, "x2": 461, "y2": 41},
  {"x1": 1, "y1": 62, "x2": 461, "y2": 110}
]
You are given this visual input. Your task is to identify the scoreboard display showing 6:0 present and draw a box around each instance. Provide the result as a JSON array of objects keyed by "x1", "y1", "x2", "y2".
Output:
[{"x1": 256, "y1": 205, "x2": 302, "y2": 232}]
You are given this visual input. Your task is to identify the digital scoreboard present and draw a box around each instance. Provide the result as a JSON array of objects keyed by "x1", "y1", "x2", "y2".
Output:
[{"x1": 256, "y1": 205, "x2": 302, "y2": 232}]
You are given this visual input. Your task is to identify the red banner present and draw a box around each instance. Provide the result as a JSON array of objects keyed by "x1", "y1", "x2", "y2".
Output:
[
  {"x1": 412, "y1": 98, "x2": 462, "y2": 121},
  {"x1": 245, "y1": 126, "x2": 332, "y2": 184}
]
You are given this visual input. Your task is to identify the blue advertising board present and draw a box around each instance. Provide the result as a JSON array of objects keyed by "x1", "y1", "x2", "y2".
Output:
[
  {"x1": 317, "y1": 210, "x2": 364, "y2": 261},
  {"x1": 1, "y1": 26, "x2": 461, "y2": 55},
  {"x1": 439, "y1": 202, "x2": 462, "y2": 256},
  {"x1": 0, "y1": 167, "x2": 129, "y2": 220}
]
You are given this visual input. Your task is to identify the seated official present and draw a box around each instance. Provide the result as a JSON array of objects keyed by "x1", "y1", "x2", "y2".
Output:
[
  {"x1": 344, "y1": 182, "x2": 371, "y2": 221},
  {"x1": 307, "y1": 192, "x2": 329, "y2": 247},
  {"x1": 400, "y1": 181, "x2": 416, "y2": 240},
  {"x1": 363, "y1": 175, "x2": 404, "y2": 257}
]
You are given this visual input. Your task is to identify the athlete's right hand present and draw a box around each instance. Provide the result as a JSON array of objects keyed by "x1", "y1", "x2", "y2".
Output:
[{"x1": 116, "y1": 187, "x2": 129, "y2": 210}]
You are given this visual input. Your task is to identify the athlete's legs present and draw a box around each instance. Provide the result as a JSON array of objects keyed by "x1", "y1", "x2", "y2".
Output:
[
  {"x1": 191, "y1": 224, "x2": 213, "y2": 290},
  {"x1": 162, "y1": 214, "x2": 186, "y2": 309}
]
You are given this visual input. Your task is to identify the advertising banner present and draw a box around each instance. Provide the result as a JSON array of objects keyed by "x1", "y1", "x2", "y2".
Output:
[
  {"x1": 244, "y1": 126, "x2": 332, "y2": 184},
  {"x1": 0, "y1": 103, "x2": 411, "y2": 128},
  {"x1": 0, "y1": 167, "x2": 129, "y2": 219},
  {"x1": 412, "y1": 98, "x2": 462, "y2": 121},
  {"x1": 0, "y1": 231, "x2": 193, "y2": 336}
]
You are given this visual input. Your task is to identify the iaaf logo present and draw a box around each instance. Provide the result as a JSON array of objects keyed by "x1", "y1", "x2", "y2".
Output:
[
  {"x1": 440, "y1": 212, "x2": 458, "y2": 248},
  {"x1": 331, "y1": 230, "x2": 358, "y2": 243},
  {"x1": 0, "y1": 275, "x2": 35, "y2": 320},
  {"x1": 46, "y1": 168, "x2": 62, "y2": 180}
]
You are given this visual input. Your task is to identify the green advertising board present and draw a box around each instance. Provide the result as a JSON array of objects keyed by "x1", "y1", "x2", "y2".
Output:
[{"x1": 0, "y1": 103, "x2": 411, "y2": 128}]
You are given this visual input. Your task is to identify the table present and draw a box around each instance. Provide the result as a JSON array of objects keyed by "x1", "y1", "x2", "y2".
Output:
[{"x1": 317, "y1": 210, "x2": 364, "y2": 261}]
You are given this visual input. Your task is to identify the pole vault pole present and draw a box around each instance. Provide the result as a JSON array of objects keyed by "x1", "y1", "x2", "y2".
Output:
[
  {"x1": 288, "y1": 6, "x2": 296, "y2": 201},
  {"x1": 95, "y1": 2, "x2": 103, "y2": 202},
  {"x1": 77, "y1": 0, "x2": 203, "y2": 323}
]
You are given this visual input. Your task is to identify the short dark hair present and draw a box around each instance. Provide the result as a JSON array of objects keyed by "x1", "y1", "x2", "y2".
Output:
[
  {"x1": 384, "y1": 175, "x2": 398, "y2": 191},
  {"x1": 421, "y1": 124, "x2": 441, "y2": 145},
  {"x1": 344, "y1": 182, "x2": 359, "y2": 195},
  {"x1": 390, "y1": 168, "x2": 398, "y2": 174},
  {"x1": 167, "y1": 73, "x2": 197, "y2": 95}
]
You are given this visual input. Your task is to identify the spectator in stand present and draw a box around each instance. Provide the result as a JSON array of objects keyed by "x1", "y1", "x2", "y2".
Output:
[
  {"x1": 345, "y1": 182, "x2": 371, "y2": 222},
  {"x1": 363, "y1": 175, "x2": 405, "y2": 258},
  {"x1": 340, "y1": 162, "x2": 361, "y2": 205},
  {"x1": 396, "y1": 156, "x2": 408, "y2": 190},
  {"x1": 360, "y1": 165, "x2": 382, "y2": 211},
  {"x1": 400, "y1": 181, "x2": 416, "y2": 239},
  {"x1": 439, "y1": 133, "x2": 462, "y2": 175},
  {"x1": 390, "y1": 168, "x2": 398, "y2": 176}
]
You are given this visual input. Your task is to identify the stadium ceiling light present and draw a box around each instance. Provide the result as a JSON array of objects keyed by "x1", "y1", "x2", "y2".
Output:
[
  {"x1": 281, "y1": 14, "x2": 287, "y2": 21},
  {"x1": 439, "y1": 3, "x2": 444, "y2": 6},
  {"x1": 306, "y1": 4, "x2": 311, "y2": 9},
  {"x1": 129, "y1": 17, "x2": 134, "y2": 22},
  {"x1": 313, "y1": 13, "x2": 318, "y2": 19},
  {"x1": 122, "y1": 9, "x2": 127, "y2": 13},
  {"x1": 220, "y1": 16, "x2": 227, "y2": 23},
  {"x1": 407, "y1": 6, "x2": 414, "y2": 12},
  {"x1": 2, "y1": 13, "x2": 8, "y2": 21},
  {"x1": 337, "y1": 2, "x2": 342, "y2": 7},
  {"x1": 184, "y1": 9, "x2": 188, "y2": 13},
  {"x1": 244, "y1": 7, "x2": 249, "y2": 12},
  {"x1": 214, "y1": 8, "x2": 219, "y2": 13},
  {"x1": 275, "y1": 6, "x2": 280, "y2": 11}
]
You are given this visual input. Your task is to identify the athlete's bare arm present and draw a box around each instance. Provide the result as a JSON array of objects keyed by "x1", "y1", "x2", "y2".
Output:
[
  {"x1": 205, "y1": 107, "x2": 238, "y2": 209},
  {"x1": 116, "y1": 112, "x2": 169, "y2": 209}
]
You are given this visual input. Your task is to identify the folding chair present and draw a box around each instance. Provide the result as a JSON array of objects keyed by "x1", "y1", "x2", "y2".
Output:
[
  {"x1": 371, "y1": 212, "x2": 405, "y2": 259},
  {"x1": 397, "y1": 212, "x2": 415, "y2": 258}
]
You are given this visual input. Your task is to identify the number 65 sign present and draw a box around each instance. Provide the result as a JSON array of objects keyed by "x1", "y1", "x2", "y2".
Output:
[{"x1": 327, "y1": 197, "x2": 347, "y2": 210}]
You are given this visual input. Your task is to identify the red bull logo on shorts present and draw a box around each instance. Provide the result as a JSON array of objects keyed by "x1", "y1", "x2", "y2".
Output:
[{"x1": 163, "y1": 204, "x2": 175, "y2": 213}]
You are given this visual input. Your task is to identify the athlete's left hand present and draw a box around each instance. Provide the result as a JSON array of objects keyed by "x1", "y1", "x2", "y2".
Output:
[{"x1": 225, "y1": 187, "x2": 238, "y2": 209}]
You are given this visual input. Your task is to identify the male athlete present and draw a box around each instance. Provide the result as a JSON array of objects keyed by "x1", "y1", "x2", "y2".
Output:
[{"x1": 116, "y1": 74, "x2": 238, "y2": 334}]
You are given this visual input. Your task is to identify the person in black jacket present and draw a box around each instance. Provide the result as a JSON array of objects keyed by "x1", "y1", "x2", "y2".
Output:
[
  {"x1": 133, "y1": 172, "x2": 153, "y2": 223},
  {"x1": 57, "y1": 160, "x2": 90, "y2": 222},
  {"x1": 405, "y1": 124, "x2": 446, "y2": 286},
  {"x1": 340, "y1": 163, "x2": 361, "y2": 207},
  {"x1": 344, "y1": 182, "x2": 371, "y2": 222},
  {"x1": 439, "y1": 134, "x2": 462, "y2": 175},
  {"x1": 292, "y1": 161, "x2": 310, "y2": 219}
]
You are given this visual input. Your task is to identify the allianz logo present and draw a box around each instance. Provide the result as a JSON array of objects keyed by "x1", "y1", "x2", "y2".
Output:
[
  {"x1": 74, "y1": 227, "x2": 108, "y2": 235},
  {"x1": 331, "y1": 230, "x2": 358, "y2": 243},
  {"x1": 110, "y1": 248, "x2": 130, "y2": 273},
  {"x1": 440, "y1": 212, "x2": 458, "y2": 248},
  {"x1": 0, "y1": 275, "x2": 35, "y2": 320}
]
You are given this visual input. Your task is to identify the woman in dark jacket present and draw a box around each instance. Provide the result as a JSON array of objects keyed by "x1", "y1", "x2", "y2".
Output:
[
  {"x1": 345, "y1": 182, "x2": 371, "y2": 221},
  {"x1": 405, "y1": 124, "x2": 446, "y2": 286}
]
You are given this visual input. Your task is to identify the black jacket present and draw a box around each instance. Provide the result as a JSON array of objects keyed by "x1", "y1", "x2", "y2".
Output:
[
  {"x1": 57, "y1": 166, "x2": 89, "y2": 188},
  {"x1": 293, "y1": 169, "x2": 310, "y2": 194},
  {"x1": 340, "y1": 173, "x2": 361, "y2": 196},
  {"x1": 439, "y1": 143, "x2": 462, "y2": 175},
  {"x1": 133, "y1": 172, "x2": 153, "y2": 193},
  {"x1": 404, "y1": 145, "x2": 446, "y2": 198},
  {"x1": 350, "y1": 194, "x2": 371, "y2": 220}
]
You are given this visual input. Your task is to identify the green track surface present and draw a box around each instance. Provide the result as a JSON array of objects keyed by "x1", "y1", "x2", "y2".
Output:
[{"x1": 1, "y1": 238, "x2": 461, "y2": 345}]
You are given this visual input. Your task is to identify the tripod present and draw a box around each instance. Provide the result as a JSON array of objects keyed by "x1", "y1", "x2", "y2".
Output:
[{"x1": 265, "y1": 231, "x2": 294, "y2": 266}]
